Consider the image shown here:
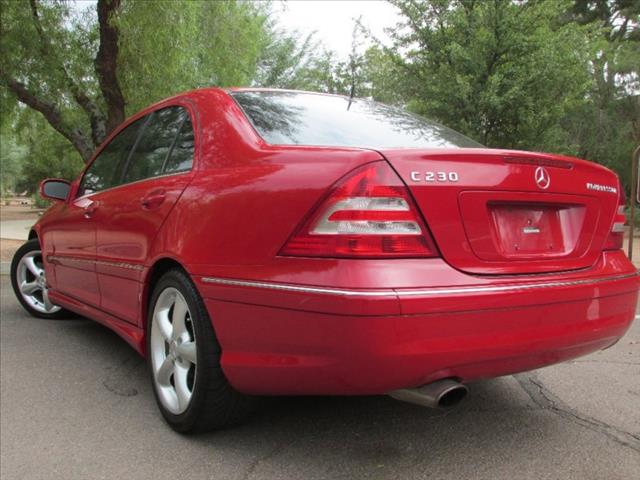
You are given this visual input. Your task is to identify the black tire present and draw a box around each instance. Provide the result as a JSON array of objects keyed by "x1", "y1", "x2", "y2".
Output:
[
  {"x1": 10, "y1": 238, "x2": 69, "y2": 320},
  {"x1": 147, "y1": 268, "x2": 256, "y2": 433}
]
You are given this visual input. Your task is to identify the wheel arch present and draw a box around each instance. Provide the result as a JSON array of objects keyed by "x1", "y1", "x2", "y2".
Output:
[
  {"x1": 28, "y1": 229, "x2": 38, "y2": 240},
  {"x1": 141, "y1": 257, "x2": 190, "y2": 342}
]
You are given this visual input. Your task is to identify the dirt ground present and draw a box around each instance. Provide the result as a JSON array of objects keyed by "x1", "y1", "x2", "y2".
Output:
[{"x1": 0, "y1": 203, "x2": 41, "y2": 222}]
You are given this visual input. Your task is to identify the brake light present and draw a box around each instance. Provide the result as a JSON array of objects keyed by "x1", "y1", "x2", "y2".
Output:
[
  {"x1": 281, "y1": 161, "x2": 439, "y2": 258},
  {"x1": 603, "y1": 180, "x2": 626, "y2": 251}
]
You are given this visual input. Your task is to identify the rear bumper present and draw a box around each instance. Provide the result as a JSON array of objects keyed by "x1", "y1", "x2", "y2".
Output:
[{"x1": 193, "y1": 253, "x2": 639, "y2": 395}]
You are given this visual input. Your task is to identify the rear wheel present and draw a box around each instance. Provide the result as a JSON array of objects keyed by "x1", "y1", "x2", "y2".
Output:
[
  {"x1": 147, "y1": 268, "x2": 256, "y2": 433},
  {"x1": 10, "y1": 239, "x2": 67, "y2": 319}
]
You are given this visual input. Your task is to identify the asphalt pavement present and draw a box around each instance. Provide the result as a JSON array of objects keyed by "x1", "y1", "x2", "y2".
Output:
[{"x1": 1, "y1": 275, "x2": 639, "y2": 480}]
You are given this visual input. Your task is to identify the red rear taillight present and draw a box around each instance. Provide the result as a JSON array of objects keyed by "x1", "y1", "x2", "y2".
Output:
[
  {"x1": 603, "y1": 180, "x2": 626, "y2": 251},
  {"x1": 281, "y1": 161, "x2": 439, "y2": 258}
]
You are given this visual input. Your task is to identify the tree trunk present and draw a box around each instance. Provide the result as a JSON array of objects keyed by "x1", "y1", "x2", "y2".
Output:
[
  {"x1": 95, "y1": 0, "x2": 126, "y2": 136},
  {"x1": 29, "y1": 0, "x2": 107, "y2": 148}
]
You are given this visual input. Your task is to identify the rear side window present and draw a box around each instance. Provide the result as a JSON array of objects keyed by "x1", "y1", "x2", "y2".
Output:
[
  {"x1": 80, "y1": 106, "x2": 195, "y2": 196},
  {"x1": 122, "y1": 107, "x2": 192, "y2": 184},
  {"x1": 232, "y1": 91, "x2": 482, "y2": 149},
  {"x1": 164, "y1": 115, "x2": 194, "y2": 174},
  {"x1": 80, "y1": 118, "x2": 144, "y2": 195}
]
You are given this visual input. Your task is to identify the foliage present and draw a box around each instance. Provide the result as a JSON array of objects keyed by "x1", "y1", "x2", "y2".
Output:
[
  {"x1": 253, "y1": 27, "x2": 321, "y2": 89},
  {"x1": 0, "y1": 0, "x2": 100, "y2": 159},
  {"x1": 276, "y1": 49, "x2": 346, "y2": 93},
  {"x1": 258, "y1": 19, "x2": 372, "y2": 97},
  {"x1": 117, "y1": 0, "x2": 273, "y2": 114},
  {"x1": 386, "y1": 0, "x2": 592, "y2": 150},
  {"x1": 0, "y1": 0, "x2": 296, "y2": 160},
  {"x1": 0, "y1": 0, "x2": 638, "y2": 197},
  {"x1": 32, "y1": 193, "x2": 51, "y2": 209},
  {"x1": 360, "y1": 46, "x2": 407, "y2": 105},
  {"x1": 340, "y1": 0, "x2": 638, "y2": 194},
  {"x1": 12, "y1": 109, "x2": 85, "y2": 193},
  {"x1": 0, "y1": 0, "x2": 322, "y2": 191},
  {"x1": 0, "y1": 129, "x2": 26, "y2": 194},
  {"x1": 559, "y1": 0, "x2": 640, "y2": 195}
]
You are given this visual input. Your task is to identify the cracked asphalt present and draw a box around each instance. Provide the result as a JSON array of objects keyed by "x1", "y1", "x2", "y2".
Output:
[{"x1": 1, "y1": 275, "x2": 639, "y2": 480}]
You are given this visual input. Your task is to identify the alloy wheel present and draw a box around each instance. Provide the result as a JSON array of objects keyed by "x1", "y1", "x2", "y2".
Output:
[
  {"x1": 15, "y1": 249, "x2": 61, "y2": 314},
  {"x1": 150, "y1": 287, "x2": 198, "y2": 415}
]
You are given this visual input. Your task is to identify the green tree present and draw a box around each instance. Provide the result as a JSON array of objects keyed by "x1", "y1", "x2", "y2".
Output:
[
  {"x1": 1, "y1": 0, "x2": 125, "y2": 160},
  {"x1": 284, "y1": 49, "x2": 344, "y2": 93},
  {"x1": 258, "y1": 18, "x2": 373, "y2": 97},
  {"x1": 12, "y1": 109, "x2": 85, "y2": 193},
  {"x1": 0, "y1": 0, "x2": 283, "y2": 161},
  {"x1": 117, "y1": 0, "x2": 274, "y2": 113},
  {"x1": 0, "y1": 131, "x2": 26, "y2": 195},
  {"x1": 253, "y1": 27, "x2": 320, "y2": 89},
  {"x1": 360, "y1": 46, "x2": 406, "y2": 105},
  {"x1": 387, "y1": 0, "x2": 591, "y2": 149},
  {"x1": 560, "y1": 0, "x2": 640, "y2": 193}
]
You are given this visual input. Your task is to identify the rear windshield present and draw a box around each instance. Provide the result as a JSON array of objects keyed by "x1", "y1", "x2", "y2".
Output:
[{"x1": 231, "y1": 90, "x2": 482, "y2": 149}]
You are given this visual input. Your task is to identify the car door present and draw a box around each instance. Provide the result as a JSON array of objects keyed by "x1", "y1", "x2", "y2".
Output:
[
  {"x1": 90, "y1": 105, "x2": 196, "y2": 325},
  {"x1": 50, "y1": 118, "x2": 145, "y2": 307},
  {"x1": 46, "y1": 194, "x2": 100, "y2": 307}
]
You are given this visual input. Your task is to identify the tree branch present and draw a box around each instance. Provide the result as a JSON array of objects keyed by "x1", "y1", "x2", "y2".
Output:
[
  {"x1": 95, "y1": 0, "x2": 125, "y2": 135},
  {"x1": 0, "y1": 71, "x2": 94, "y2": 161},
  {"x1": 29, "y1": 0, "x2": 106, "y2": 147}
]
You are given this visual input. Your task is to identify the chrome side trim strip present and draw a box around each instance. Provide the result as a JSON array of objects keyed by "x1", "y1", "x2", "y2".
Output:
[
  {"x1": 94, "y1": 259, "x2": 144, "y2": 271},
  {"x1": 47, "y1": 255, "x2": 93, "y2": 266},
  {"x1": 201, "y1": 277, "x2": 396, "y2": 297},
  {"x1": 201, "y1": 271, "x2": 639, "y2": 298},
  {"x1": 47, "y1": 255, "x2": 144, "y2": 272}
]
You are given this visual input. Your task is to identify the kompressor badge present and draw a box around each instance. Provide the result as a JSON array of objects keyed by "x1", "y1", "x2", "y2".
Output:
[{"x1": 586, "y1": 182, "x2": 618, "y2": 194}]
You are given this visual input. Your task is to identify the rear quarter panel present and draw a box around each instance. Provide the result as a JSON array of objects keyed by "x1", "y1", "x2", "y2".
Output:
[{"x1": 147, "y1": 90, "x2": 383, "y2": 274}]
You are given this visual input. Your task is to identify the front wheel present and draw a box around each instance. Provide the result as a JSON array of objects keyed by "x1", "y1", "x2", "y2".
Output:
[
  {"x1": 10, "y1": 238, "x2": 67, "y2": 319},
  {"x1": 147, "y1": 268, "x2": 256, "y2": 433}
]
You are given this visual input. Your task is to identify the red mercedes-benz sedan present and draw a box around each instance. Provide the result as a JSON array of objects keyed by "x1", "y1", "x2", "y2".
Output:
[{"x1": 11, "y1": 88, "x2": 637, "y2": 433}]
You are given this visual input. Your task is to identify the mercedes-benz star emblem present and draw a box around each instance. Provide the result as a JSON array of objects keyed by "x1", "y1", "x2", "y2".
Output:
[{"x1": 534, "y1": 166, "x2": 550, "y2": 190}]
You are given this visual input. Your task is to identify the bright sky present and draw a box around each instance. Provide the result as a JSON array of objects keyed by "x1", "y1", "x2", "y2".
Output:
[{"x1": 275, "y1": 0, "x2": 400, "y2": 59}]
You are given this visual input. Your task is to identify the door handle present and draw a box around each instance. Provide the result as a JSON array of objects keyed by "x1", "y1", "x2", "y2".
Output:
[
  {"x1": 84, "y1": 201, "x2": 98, "y2": 219},
  {"x1": 141, "y1": 189, "x2": 166, "y2": 210}
]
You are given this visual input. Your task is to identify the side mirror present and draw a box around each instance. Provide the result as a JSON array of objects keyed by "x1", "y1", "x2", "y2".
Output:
[{"x1": 40, "y1": 178, "x2": 71, "y2": 202}]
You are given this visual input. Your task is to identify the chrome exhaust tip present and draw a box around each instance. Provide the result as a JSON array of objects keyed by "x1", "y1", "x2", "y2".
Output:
[{"x1": 388, "y1": 379, "x2": 468, "y2": 409}]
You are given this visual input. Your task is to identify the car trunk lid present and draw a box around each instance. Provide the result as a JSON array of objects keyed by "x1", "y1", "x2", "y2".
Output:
[{"x1": 378, "y1": 148, "x2": 621, "y2": 275}]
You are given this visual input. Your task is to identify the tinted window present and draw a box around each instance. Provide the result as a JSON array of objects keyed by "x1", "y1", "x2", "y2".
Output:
[
  {"x1": 163, "y1": 114, "x2": 194, "y2": 174},
  {"x1": 122, "y1": 107, "x2": 191, "y2": 184},
  {"x1": 80, "y1": 118, "x2": 144, "y2": 195},
  {"x1": 232, "y1": 91, "x2": 482, "y2": 149}
]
